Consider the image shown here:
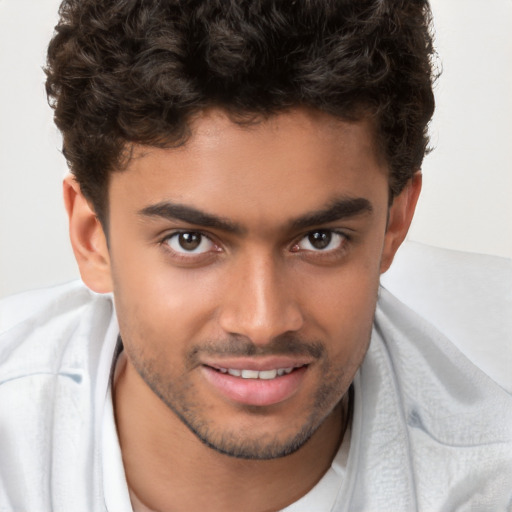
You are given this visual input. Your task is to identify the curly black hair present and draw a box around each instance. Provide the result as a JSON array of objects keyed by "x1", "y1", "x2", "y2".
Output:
[{"x1": 46, "y1": 0, "x2": 436, "y2": 223}]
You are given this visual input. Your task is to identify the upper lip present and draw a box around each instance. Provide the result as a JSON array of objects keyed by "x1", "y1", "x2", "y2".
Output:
[{"x1": 201, "y1": 356, "x2": 313, "y2": 372}]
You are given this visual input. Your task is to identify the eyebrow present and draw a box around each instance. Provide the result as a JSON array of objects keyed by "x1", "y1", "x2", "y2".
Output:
[
  {"x1": 138, "y1": 202, "x2": 245, "y2": 234},
  {"x1": 138, "y1": 196, "x2": 373, "y2": 234},
  {"x1": 289, "y1": 197, "x2": 373, "y2": 230}
]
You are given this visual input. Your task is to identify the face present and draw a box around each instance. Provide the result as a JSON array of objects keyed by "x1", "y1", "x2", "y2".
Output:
[{"x1": 95, "y1": 108, "x2": 412, "y2": 459}]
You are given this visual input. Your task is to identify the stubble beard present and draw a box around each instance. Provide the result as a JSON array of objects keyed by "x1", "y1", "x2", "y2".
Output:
[{"x1": 127, "y1": 337, "x2": 354, "y2": 460}]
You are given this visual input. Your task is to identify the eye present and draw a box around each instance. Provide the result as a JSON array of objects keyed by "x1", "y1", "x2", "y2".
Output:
[
  {"x1": 293, "y1": 230, "x2": 346, "y2": 252},
  {"x1": 164, "y1": 231, "x2": 215, "y2": 254}
]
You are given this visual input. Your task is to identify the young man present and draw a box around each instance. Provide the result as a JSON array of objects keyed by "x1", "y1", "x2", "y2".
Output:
[{"x1": 0, "y1": 1, "x2": 510, "y2": 511}]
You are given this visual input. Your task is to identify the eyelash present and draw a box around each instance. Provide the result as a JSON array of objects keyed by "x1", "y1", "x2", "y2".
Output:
[{"x1": 159, "y1": 229, "x2": 351, "y2": 263}]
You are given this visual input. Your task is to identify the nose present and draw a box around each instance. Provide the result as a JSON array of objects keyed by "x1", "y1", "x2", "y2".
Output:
[{"x1": 218, "y1": 253, "x2": 304, "y2": 345}]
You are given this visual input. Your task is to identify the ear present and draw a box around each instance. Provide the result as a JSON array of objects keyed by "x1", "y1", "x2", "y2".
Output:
[
  {"x1": 63, "y1": 174, "x2": 113, "y2": 293},
  {"x1": 380, "y1": 172, "x2": 422, "y2": 274}
]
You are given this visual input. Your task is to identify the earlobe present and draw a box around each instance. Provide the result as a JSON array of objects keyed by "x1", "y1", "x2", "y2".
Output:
[
  {"x1": 63, "y1": 174, "x2": 113, "y2": 293},
  {"x1": 380, "y1": 172, "x2": 422, "y2": 274}
]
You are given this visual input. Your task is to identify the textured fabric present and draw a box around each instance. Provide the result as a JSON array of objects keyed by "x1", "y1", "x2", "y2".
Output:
[
  {"x1": 0, "y1": 283, "x2": 119, "y2": 512},
  {"x1": 381, "y1": 241, "x2": 512, "y2": 392},
  {"x1": 0, "y1": 281, "x2": 511, "y2": 512},
  {"x1": 338, "y1": 289, "x2": 512, "y2": 511}
]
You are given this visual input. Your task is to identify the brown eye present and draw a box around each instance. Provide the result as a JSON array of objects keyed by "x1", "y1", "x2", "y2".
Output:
[
  {"x1": 165, "y1": 232, "x2": 214, "y2": 254},
  {"x1": 178, "y1": 232, "x2": 201, "y2": 251},
  {"x1": 295, "y1": 230, "x2": 346, "y2": 252},
  {"x1": 308, "y1": 231, "x2": 332, "y2": 250}
]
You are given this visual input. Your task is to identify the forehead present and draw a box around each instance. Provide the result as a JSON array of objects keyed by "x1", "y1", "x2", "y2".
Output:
[{"x1": 109, "y1": 108, "x2": 389, "y2": 225}]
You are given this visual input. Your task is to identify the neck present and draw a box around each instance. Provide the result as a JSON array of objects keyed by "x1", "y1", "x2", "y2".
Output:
[{"x1": 114, "y1": 353, "x2": 351, "y2": 512}]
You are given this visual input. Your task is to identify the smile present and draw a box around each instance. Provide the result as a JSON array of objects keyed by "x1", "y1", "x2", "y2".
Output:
[
  {"x1": 215, "y1": 367, "x2": 301, "y2": 379},
  {"x1": 201, "y1": 363, "x2": 309, "y2": 406}
]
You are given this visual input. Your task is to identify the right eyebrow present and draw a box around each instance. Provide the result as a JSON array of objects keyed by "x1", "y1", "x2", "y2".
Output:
[{"x1": 138, "y1": 201, "x2": 245, "y2": 235}]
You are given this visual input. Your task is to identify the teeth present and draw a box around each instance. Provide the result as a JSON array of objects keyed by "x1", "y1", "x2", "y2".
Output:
[
  {"x1": 217, "y1": 366, "x2": 301, "y2": 379},
  {"x1": 241, "y1": 369, "x2": 259, "y2": 379},
  {"x1": 258, "y1": 369, "x2": 278, "y2": 380}
]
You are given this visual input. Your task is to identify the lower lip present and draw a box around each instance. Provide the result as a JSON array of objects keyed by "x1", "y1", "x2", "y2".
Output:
[{"x1": 200, "y1": 366, "x2": 308, "y2": 407}]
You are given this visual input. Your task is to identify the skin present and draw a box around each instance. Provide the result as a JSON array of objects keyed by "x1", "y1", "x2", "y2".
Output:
[{"x1": 64, "y1": 107, "x2": 421, "y2": 512}]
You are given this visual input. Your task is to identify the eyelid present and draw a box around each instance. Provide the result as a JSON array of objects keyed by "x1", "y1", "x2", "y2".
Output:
[{"x1": 160, "y1": 229, "x2": 215, "y2": 244}]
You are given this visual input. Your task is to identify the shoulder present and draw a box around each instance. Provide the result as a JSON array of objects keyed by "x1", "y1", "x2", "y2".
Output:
[
  {"x1": 381, "y1": 241, "x2": 512, "y2": 392},
  {"x1": 356, "y1": 256, "x2": 512, "y2": 510},
  {"x1": 0, "y1": 281, "x2": 115, "y2": 379},
  {"x1": 369, "y1": 287, "x2": 512, "y2": 509},
  {"x1": 0, "y1": 281, "x2": 117, "y2": 510},
  {"x1": 0, "y1": 280, "x2": 98, "y2": 333},
  {"x1": 376, "y1": 243, "x2": 512, "y2": 439}
]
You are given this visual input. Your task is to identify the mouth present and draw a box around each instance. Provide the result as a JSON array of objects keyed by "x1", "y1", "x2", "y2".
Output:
[
  {"x1": 200, "y1": 361, "x2": 310, "y2": 407},
  {"x1": 206, "y1": 364, "x2": 307, "y2": 380}
]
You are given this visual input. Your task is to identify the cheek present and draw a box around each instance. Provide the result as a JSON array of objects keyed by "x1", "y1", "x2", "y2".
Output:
[
  {"x1": 320, "y1": 274, "x2": 378, "y2": 339},
  {"x1": 110, "y1": 247, "x2": 224, "y2": 363},
  {"x1": 299, "y1": 252, "x2": 381, "y2": 360}
]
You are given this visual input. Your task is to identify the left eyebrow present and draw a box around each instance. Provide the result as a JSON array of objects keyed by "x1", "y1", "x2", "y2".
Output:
[{"x1": 289, "y1": 197, "x2": 373, "y2": 230}]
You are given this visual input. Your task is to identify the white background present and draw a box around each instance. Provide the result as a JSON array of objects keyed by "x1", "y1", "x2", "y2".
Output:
[{"x1": 1, "y1": 0, "x2": 511, "y2": 299}]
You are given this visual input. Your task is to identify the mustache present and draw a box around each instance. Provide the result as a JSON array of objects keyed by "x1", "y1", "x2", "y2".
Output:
[{"x1": 187, "y1": 332, "x2": 325, "y2": 361}]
